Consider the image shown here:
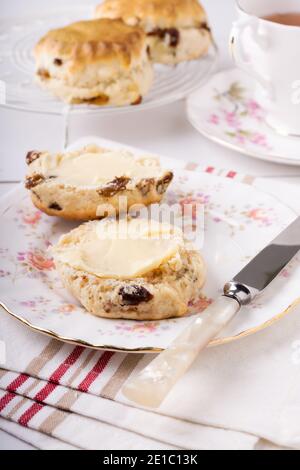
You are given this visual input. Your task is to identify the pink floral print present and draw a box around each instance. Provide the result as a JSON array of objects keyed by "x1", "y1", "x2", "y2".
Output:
[
  {"x1": 208, "y1": 81, "x2": 272, "y2": 151},
  {"x1": 18, "y1": 251, "x2": 55, "y2": 271},
  {"x1": 22, "y1": 211, "x2": 42, "y2": 226}
]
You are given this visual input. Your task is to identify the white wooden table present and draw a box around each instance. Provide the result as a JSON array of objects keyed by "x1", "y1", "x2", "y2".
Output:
[{"x1": 1, "y1": 0, "x2": 299, "y2": 450}]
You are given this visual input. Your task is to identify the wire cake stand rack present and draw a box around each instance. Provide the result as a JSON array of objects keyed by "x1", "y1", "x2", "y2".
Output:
[{"x1": 0, "y1": 5, "x2": 218, "y2": 144}]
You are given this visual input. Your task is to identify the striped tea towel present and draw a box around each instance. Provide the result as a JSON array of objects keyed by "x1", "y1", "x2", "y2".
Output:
[{"x1": 0, "y1": 312, "x2": 259, "y2": 450}]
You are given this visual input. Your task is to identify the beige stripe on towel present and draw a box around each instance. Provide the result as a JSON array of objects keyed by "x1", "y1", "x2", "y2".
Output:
[
  {"x1": 101, "y1": 354, "x2": 143, "y2": 400},
  {"x1": 25, "y1": 339, "x2": 63, "y2": 377}
]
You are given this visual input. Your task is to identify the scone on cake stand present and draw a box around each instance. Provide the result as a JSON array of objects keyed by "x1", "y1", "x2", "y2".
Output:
[
  {"x1": 95, "y1": 0, "x2": 212, "y2": 65},
  {"x1": 50, "y1": 218, "x2": 206, "y2": 320},
  {"x1": 34, "y1": 18, "x2": 153, "y2": 106}
]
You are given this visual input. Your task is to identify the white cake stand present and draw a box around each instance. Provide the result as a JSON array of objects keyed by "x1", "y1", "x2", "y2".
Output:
[{"x1": 0, "y1": 5, "x2": 218, "y2": 145}]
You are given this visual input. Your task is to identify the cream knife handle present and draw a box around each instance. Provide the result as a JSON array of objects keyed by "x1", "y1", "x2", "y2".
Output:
[{"x1": 122, "y1": 296, "x2": 240, "y2": 408}]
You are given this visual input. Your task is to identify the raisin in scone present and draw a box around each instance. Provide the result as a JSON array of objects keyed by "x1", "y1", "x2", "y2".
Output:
[
  {"x1": 95, "y1": 0, "x2": 212, "y2": 65},
  {"x1": 34, "y1": 19, "x2": 153, "y2": 105},
  {"x1": 50, "y1": 218, "x2": 206, "y2": 320},
  {"x1": 25, "y1": 145, "x2": 173, "y2": 220}
]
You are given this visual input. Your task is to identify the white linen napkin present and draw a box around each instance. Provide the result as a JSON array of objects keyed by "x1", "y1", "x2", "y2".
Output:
[
  {"x1": 0, "y1": 417, "x2": 78, "y2": 450},
  {"x1": 0, "y1": 312, "x2": 258, "y2": 450}
]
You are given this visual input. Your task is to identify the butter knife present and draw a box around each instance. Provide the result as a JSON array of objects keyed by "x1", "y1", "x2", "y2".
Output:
[{"x1": 122, "y1": 216, "x2": 300, "y2": 408}]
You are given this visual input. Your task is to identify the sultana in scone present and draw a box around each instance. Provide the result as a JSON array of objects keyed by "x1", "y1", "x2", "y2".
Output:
[
  {"x1": 25, "y1": 145, "x2": 173, "y2": 220},
  {"x1": 34, "y1": 19, "x2": 153, "y2": 105},
  {"x1": 51, "y1": 218, "x2": 206, "y2": 320},
  {"x1": 95, "y1": 0, "x2": 212, "y2": 65}
]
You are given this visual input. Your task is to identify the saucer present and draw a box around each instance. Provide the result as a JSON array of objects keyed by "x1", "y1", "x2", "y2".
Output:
[{"x1": 186, "y1": 68, "x2": 300, "y2": 166}]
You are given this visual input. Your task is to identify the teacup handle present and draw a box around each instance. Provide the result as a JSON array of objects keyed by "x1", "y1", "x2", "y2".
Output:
[{"x1": 230, "y1": 18, "x2": 274, "y2": 100}]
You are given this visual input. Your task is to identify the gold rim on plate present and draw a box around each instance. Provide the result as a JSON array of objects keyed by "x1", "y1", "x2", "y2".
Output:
[{"x1": 2, "y1": 297, "x2": 300, "y2": 353}]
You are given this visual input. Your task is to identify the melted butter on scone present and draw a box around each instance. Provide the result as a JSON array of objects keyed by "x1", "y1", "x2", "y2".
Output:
[
  {"x1": 52, "y1": 219, "x2": 184, "y2": 279},
  {"x1": 30, "y1": 150, "x2": 162, "y2": 187}
]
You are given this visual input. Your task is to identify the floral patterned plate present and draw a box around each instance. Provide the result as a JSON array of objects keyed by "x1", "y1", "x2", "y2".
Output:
[
  {"x1": 0, "y1": 139, "x2": 298, "y2": 352},
  {"x1": 187, "y1": 68, "x2": 300, "y2": 166}
]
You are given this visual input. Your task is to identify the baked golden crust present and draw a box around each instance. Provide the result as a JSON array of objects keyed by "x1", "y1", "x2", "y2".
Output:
[
  {"x1": 34, "y1": 19, "x2": 153, "y2": 105},
  {"x1": 95, "y1": 0, "x2": 208, "y2": 30},
  {"x1": 95, "y1": 0, "x2": 211, "y2": 65},
  {"x1": 34, "y1": 19, "x2": 146, "y2": 68}
]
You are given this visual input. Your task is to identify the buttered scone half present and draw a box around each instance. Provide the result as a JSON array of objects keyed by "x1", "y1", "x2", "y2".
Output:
[
  {"x1": 25, "y1": 145, "x2": 173, "y2": 220},
  {"x1": 51, "y1": 218, "x2": 206, "y2": 320},
  {"x1": 34, "y1": 19, "x2": 153, "y2": 105},
  {"x1": 95, "y1": 0, "x2": 212, "y2": 65}
]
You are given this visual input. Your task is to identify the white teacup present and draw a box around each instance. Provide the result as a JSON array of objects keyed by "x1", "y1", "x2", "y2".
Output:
[{"x1": 230, "y1": 0, "x2": 300, "y2": 136}]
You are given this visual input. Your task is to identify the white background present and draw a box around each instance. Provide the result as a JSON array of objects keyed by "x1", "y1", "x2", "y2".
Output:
[{"x1": 1, "y1": 0, "x2": 300, "y2": 450}]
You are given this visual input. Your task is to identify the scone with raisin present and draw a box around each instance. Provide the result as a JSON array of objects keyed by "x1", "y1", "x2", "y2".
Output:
[
  {"x1": 95, "y1": 0, "x2": 212, "y2": 65},
  {"x1": 25, "y1": 145, "x2": 173, "y2": 220},
  {"x1": 34, "y1": 19, "x2": 153, "y2": 105},
  {"x1": 50, "y1": 218, "x2": 206, "y2": 320}
]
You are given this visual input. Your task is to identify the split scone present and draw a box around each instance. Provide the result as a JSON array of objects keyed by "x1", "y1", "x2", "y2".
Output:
[
  {"x1": 25, "y1": 145, "x2": 173, "y2": 220},
  {"x1": 34, "y1": 19, "x2": 153, "y2": 105},
  {"x1": 95, "y1": 0, "x2": 212, "y2": 65},
  {"x1": 51, "y1": 218, "x2": 206, "y2": 320}
]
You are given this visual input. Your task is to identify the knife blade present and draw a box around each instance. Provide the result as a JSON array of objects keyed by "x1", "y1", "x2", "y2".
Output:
[
  {"x1": 122, "y1": 216, "x2": 300, "y2": 408},
  {"x1": 231, "y1": 215, "x2": 300, "y2": 292}
]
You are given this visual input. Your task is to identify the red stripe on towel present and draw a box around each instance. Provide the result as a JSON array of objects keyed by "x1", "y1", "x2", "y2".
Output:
[
  {"x1": 205, "y1": 166, "x2": 215, "y2": 173},
  {"x1": 0, "y1": 392, "x2": 16, "y2": 412},
  {"x1": 7, "y1": 374, "x2": 30, "y2": 392},
  {"x1": 49, "y1": 346, "x2": 84, "y2": 384},
  {"x1": 34, "y1": 382, "x2": 58, "y2": 403},
  {"x1": 34, "y1": 346, "x2": 85, "y2": 402},
  {"x1": 78, "y1": 352, "x2": 114, "y2": 392},
  {"x1": 18, "y1": 402, "x2": 44, "y2": 427}
]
